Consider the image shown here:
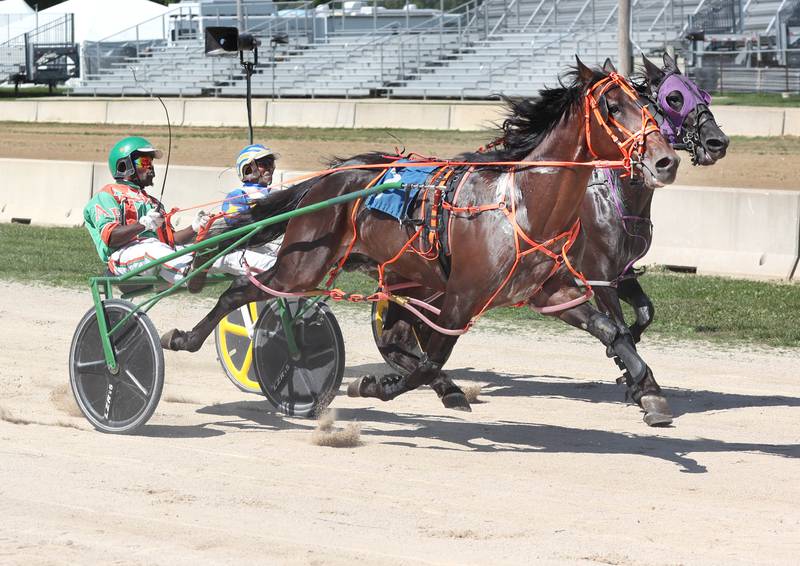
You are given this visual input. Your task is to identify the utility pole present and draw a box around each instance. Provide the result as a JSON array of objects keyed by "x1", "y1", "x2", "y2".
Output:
[
  {"x1": 618, "y1": 0, "x2": 632, "y2": 75},
  {"x1": 237, "y1": 0, "x2": 244, "y2": 32}
]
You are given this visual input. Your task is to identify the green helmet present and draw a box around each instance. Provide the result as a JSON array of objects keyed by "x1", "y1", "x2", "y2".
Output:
[{"x1": 108, "y1": 136, "x2": 163, "y2": 180}]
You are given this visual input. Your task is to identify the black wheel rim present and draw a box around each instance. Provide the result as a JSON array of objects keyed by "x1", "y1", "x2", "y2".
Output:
[
  {"x1": 253, "y1": 298, "x2": 344, "y2": 417},
  {"x1": 70, "y1": 301, "x2": 162, "y2": 432}
]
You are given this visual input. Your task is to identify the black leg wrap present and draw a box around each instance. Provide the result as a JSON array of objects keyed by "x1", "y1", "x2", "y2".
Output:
[
  {"x1": 405, "y1": 354, "x2": 442, "y2": 390},
  {"x1": 586, "y1": 314, "x2": 647, "y2": 386},
  {"x1": 348, "y1": 374, "x2": 408, "y2": 401},
  {"x1": 430, "y1": 374, "x2": 471, "y2": 412}
]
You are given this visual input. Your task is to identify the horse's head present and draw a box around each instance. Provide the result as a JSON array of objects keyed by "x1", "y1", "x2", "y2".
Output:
[
  {"x1": 577, "y1": 57, "x2": 679, "y2": 188},
  {"x1": 642, "y1": 53, "x2": 729, "y2": 165}
]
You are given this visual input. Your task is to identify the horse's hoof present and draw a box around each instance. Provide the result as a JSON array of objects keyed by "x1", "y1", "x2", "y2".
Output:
[
  {"x1": 186, "y1": 272, "x2": 208, "y2": 294},
  {"x1": 160, "y1": 328, "x2": 181, "y2": 351},
  {"x1": 441, "y1": 392, "x2": 471, "y2": 412},
  {"x1": 347, "y1": 376, "x2": 371, "y2": 397},
  {"x1": 640, "y1": 394, "x2": 673, "y2": 427}
]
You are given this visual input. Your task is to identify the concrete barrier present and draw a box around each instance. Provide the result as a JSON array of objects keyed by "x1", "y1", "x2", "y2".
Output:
[
  {"x1": 710, "y1": 105, "x2": 785, "y2": 136},
  {"x1": 0, "y1": 100, "x2": 38, "y2": 122},
  {"x1": 647, "y1": 185, "x2": 800, "y2": 280},
  {"x1": 449, "y1": 103, "x2": 505, "y2": 131},
  {"x1": 106, "y1": 98, "x2": 185, "y2": 126},
  {"x1": 781, "y1": 108, "x2": 800, "y2": 137},
  {"x1": 183, "y1": 99, "x2": 267, "y2": 127},
  {"x1": 0, "y1": 158, "x2": 92, "y2": 226},
  {"x1": 36, "y1": 100, "x2": 108, "y2": 124},
  {"x1": 354, "y1": 101, "x2": 451, "y2": 130},
  {"x1": 267, "y1": 100, "x2": 355, "y2": 128}
]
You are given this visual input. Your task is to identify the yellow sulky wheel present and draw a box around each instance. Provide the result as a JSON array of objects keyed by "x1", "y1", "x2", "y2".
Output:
[{"x1": 214, "y1": 301, "x2": 267, "y2": 394}]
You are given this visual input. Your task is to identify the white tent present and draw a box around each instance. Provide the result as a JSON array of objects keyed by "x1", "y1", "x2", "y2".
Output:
[
  {"x1": 43, "y1": 0, "x2": 170, "y2": 43},
  {"x1": 0, "y1": 0, "x2": 33, "y2": 14}
]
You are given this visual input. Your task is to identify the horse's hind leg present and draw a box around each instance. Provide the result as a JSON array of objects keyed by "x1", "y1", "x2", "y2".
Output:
[
  {"x1": 350, "y1": 292, "x2": 474, "y2": 411},
  {"x1": 534, "y1": 277, "x2": 672, "y2": 426},
  {"x1": 161, "y1": 276, "x2": 265, "y2": 352},
  {"x1": 617, "y1": 278, "x2": 654, "y2": 343},
  {"x1": 162, "y1": 206, "x2": 347, "y2": 353},
  {"x1": 370, "y1": 299, "x2": 469, "y2": 409}
]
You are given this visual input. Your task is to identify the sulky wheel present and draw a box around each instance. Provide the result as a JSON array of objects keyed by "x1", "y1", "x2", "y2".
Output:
[
  {"x1": 69, "y1": 299, "x2": 164, "y2": 434},
  {"x1": 253, "y1": 298, "x2": 345, "y2": 417},
  {"x1": 371, "y1": 299, "x2": 424, "y2": 375},
  {"x1": 214, "y1": 301, "x2": 269, "y2": 395}
]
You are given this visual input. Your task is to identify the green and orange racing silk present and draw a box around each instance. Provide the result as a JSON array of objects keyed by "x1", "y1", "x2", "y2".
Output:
[{"x1": 83, "y1": 181, "x2": 168, "y2": 262}]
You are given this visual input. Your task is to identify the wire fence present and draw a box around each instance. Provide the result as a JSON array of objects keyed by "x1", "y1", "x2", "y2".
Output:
[{"x1": 689, "y1": 49, "x2": 800, "y2": 93}]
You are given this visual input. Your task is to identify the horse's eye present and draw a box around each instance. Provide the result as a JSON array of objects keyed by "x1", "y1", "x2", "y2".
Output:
[
  {"x1": 608, "y1": 104, "x2": 620, "y2": 114},
  {"x1": 667, "y1": 92, "x2": 683, "y2": 109}
]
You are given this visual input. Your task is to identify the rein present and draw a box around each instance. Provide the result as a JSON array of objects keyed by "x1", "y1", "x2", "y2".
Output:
[{"x1": 221, "y1": 73, "x2": 662, "y2": 334}]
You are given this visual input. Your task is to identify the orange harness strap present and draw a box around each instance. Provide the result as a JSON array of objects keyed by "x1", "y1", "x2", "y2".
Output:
[{"x1": 324, "y1": 169, "x2": 387, "y2": 288}]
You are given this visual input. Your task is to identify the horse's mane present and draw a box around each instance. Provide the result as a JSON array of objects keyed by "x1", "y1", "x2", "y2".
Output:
[
  {"x1": 326, "y1": 152, "x2": 396, "y2": 169},
  {"x1": 324, "y1": 66, "x2": 611, "y2": 168},
  {"x1": 460, "y1": 66, "x2": 609, "y2": 163}
]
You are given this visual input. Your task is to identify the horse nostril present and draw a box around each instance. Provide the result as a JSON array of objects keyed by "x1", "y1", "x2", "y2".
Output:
[
  {"x1": 656, "y1": 157, "x2": 676, "y2": 172},
  {"x1": 706, "y1": 137, "x2": 727, "y2": 152}
]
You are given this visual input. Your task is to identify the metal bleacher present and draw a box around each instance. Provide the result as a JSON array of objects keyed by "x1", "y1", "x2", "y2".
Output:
[
  {"x1": 387, "y1": 0, "x2": 702, "y2": 98},
  {"x1": 684, "y1": 0, "x2": 800, "y2": 93},
  {"x1": 71, "y1": 0, "x2": 800, "y2": 99}
]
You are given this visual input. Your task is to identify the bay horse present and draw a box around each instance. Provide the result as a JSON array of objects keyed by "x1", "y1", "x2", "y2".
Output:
[
  {"x1": 374, "y1": 55, "x2": 729, "y2": 425},
  {"x1": 160, "y1": 60, "x2": 680, "y2": 425}
]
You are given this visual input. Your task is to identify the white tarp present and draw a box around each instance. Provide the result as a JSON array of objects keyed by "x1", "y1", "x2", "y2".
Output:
[
  {"x1": 43, "y1": 0, "x2": 170, "y2": 43},
  {"x1": 0, "y1": 0, "x2": 33, "y2": 14}
]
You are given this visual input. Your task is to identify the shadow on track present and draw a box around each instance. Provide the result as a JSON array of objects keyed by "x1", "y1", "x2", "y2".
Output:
[
  {"x1": 345, "y1": 362, "x2": 800, "y2": 418},
  {"x1": 332, "y1": 406, "x2": 799, "y2": 474},
  {"x1": 138, "y1": 361, "x2": 799, "y2": 474}
]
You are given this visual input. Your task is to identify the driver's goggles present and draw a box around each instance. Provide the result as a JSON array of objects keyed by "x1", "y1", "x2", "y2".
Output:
[{"x1": 134, "y1": 155, "x2": 154, "y2": 169}]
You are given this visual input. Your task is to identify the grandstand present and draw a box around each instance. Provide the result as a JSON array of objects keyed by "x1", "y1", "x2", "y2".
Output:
[{"x1": 63, "y1": 0, "x2": 800, "y2": 98}]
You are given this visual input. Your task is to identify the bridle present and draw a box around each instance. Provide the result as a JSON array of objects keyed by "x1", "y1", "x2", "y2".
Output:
[
  {"x1": 584, "y1": 72, "x2": 662, "y2": 175},
  {"x1": 654, "y1": 72, "x2": 714, "y2": 165}
]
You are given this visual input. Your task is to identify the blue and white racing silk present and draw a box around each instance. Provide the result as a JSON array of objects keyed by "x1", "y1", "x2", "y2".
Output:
[{"x1": 222, "y1": 183, "x2": 270, "y2": 226}]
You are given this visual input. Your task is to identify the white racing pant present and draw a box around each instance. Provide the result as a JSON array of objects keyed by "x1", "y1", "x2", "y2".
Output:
[{"x1": 108, "y1": 237, "x2": 278, "y2": 284}]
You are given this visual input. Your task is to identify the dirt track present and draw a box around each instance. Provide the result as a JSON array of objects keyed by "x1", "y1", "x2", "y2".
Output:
[
  {"x1": 3, "y1": 122, "x2": 800, "y2": 190},
  {"x1": 1, "y1": 281, "x2": 798, "y2": 565}
]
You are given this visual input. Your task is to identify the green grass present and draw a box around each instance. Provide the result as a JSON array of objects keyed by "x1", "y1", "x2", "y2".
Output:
[
  {"x1": 0, "y1": 87, "x2": 66, "y2": 99},
  {"x1": 711, "y1": 92, "x2": 800, "y2": 107},
  {"x1": 2, "y1": 223, "x2": 798, "y2": 348}
]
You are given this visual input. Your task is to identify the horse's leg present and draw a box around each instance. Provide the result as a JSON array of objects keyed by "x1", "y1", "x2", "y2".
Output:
[
  {"x1": 374, "y1": 297, "x2": 469, "y2": 408},
  {"x1": 162, "y1": 205, "x2": 348, "y2": 353},
  {"x1": 534, "y1": 275, "x2": 672, "y2": 426},
  {"x1": 349, "y1": 292, "x2": 475, "y2": 410},
  {"x1": 161, "y1": 277, "x2": 265, "y2": 352},
  {"x1": 617, "y1": 278, "x2": 654, "y2": 343},
  {"x1": 591, "y1": 284, "x2": 629, "y2": 339}
]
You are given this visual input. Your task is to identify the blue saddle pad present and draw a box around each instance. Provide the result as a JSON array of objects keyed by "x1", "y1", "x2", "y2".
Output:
[{"x1": 365, "y1": 160, "x2": 438, "y2": 220}]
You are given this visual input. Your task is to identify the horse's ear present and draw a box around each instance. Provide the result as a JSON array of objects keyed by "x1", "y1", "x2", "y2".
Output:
[
  {"x1": 576, "y1": 56, "x2": 594, "y2": 85},
  {"x1": 662, "y1": 52, "x2": 681, "y2": 74},
  {"x1": 642, "y1": 55, "x2": 665, "y2": 85},
  {"x1": 602, "y1": 58, "x2": 617, "y2": 74}
]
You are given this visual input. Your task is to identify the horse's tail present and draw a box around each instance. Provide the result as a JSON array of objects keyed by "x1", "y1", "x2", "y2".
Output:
[{"x1": 246, "y1": 180, "x2": 314, "y2": 246}]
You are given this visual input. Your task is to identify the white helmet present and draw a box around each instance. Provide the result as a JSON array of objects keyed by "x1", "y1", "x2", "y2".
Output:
[{"x1": 236, "y1": 144, "x2": 275, "y2": 182}]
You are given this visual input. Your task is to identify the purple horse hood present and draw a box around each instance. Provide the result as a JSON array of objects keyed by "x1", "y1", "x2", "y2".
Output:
[{"x1": 657, "y1": 73, "x2": 712, "y2": 143}]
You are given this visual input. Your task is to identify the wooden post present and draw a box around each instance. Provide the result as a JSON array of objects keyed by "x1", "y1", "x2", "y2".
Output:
[{"x1": 618, "y1": 0, "x2": 632, "y2": 75}]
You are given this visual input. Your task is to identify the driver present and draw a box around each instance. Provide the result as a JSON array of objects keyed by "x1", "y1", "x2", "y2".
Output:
[
  {"x1": 83, "y1": 136, "x2": 275, "y2": 284},
  {"x1": 221, "y1": 144, "x2": 278, "y2": 226}
]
